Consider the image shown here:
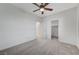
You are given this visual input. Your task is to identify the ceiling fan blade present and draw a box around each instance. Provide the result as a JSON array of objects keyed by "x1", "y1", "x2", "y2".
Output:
[
  {"x1": 41, "y1": 11, "x2": 44, "y2": 14},
  {"x1": 33, "y1": 3, "x2": 40, "y2": 7},
  {"x1": 45, "y1": 8, "x2": 53, "y2": 11},
  {"x1": 44, "y1": 3, "x2": 49, "y2": 7},
  {"x1": 33, "y1": 9, "x2": 40, "y2": 12}
]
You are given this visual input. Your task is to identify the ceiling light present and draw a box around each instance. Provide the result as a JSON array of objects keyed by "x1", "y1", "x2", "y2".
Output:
[{"x1": 40, "y1": 8, "x2": 44, "y2": 11}]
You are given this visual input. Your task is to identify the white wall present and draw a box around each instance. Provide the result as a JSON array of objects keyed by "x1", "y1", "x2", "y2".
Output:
[
  {"x1": 43, "y1": 7, "x2": 77, "y2": 45},
  {"x1": 0, "y1": 4, "x2": 40, "y2": 50},
  {"x1": 76, "y1": 4, "x2": 79, "y2": 48}
]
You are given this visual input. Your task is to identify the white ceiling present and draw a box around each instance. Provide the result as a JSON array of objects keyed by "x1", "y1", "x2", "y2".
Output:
[{"x1": 12, "y1": 3, "x2": 78, "y2": 17}]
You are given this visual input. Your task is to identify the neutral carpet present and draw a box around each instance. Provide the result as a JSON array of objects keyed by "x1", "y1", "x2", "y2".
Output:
[{"x1": 0, "y1": 39, "x2": 79, "y2": 55}]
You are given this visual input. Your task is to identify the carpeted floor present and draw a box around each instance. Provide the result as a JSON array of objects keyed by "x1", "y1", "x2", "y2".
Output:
[{"x1": 0, "y1": 39, "x2": 79, "y2": 55}]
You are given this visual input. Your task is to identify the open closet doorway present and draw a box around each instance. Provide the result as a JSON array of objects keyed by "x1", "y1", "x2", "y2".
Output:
[{"x1": 51, "y1": 20, "x2": 58, "y2": 39}]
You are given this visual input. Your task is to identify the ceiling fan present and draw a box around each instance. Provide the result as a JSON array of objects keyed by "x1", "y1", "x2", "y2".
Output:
[{"x1": 32, "y1": 3, "x2": 53, "y2": 14}]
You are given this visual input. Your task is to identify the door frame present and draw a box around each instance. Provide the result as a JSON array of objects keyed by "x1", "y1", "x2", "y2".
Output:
[{"x1": 47, "y1": 18, "x2": 59, "y2": 40}]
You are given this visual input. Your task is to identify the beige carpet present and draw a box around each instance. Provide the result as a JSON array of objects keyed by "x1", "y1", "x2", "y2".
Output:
[{"x1": 0, "y1": 39, "x2": 79, "y2": 55}]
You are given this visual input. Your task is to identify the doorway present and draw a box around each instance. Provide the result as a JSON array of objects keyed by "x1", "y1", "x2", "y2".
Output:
[{"x1": 51, "y1": 20, "x2": 58, "y2": 39}]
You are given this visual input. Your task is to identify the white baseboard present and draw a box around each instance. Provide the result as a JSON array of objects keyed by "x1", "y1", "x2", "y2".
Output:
[
  {"x1": 59, "y1": 39, "x2": 76, "y2": 46},
  {"x1": 59, "y1": 39, "x2": 79, "y2": 50},
  {"x1": 0, "y1": 38, "x2": 35, "y2": 51},
  {"x1": 76, "y1": 44, "x2": 79, "y2": 49}
]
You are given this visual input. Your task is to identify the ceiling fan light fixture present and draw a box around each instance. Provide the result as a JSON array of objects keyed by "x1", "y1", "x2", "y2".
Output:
[
  {"x1": 40, "y1": 8, "x2": 44, "y2": 11},
  {"x1": 33, "y1": 3, "x2": 53, "y2": 14}
]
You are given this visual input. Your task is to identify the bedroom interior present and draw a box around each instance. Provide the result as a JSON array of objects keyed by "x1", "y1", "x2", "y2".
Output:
[{"x1": 0, "y1": 3, "x2": 79, "y2": 55}]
